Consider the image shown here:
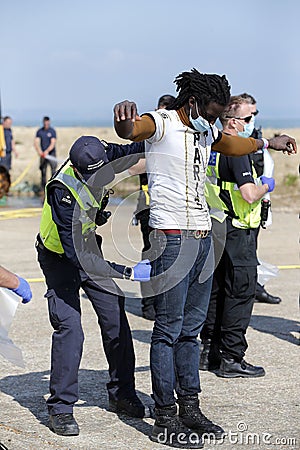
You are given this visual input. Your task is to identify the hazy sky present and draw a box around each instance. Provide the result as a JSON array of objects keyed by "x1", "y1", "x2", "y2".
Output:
[{"x1": 1, "y1": 0, "x2": 300, "y2": 124}]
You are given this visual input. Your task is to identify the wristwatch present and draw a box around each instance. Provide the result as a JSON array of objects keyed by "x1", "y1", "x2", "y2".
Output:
[{"x1": 123, "y1": 267, "x2": 133, "y2": 280}]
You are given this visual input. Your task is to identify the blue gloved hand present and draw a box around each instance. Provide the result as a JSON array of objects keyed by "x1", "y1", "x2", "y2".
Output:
[
  {"x1": 261, "y1": 176, "x2": 275, "y2": 193},
  {"x1": 132, "y1": 259, "x2": 151, "y2": 282},
  {"x1": 11, "y1": 276, "x2": 32, "y2": 304}
]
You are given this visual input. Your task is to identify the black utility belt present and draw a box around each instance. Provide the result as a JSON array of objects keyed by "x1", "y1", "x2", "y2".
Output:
[{"x1": 35, "y1": 235, "x2": 63, "y2": 257}]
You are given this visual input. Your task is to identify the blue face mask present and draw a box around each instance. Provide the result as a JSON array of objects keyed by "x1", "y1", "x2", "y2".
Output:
[
  {"x1": 189, "y1": 104, "x2": 211, "y2": 133},
  {"x1": 237, "y1": 120, "x2": 255, "y2": 138}
]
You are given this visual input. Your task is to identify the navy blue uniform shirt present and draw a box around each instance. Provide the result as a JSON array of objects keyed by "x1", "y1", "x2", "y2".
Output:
[
  {"x1": 36, "y1": 127, "x2": 56, "y2": 154},
  {"x1": 47, "y1": 140, "x2": 145, "y2": 278},
  {"x1": 219, "y1": 154, "x2": 254, "y2": 187}
]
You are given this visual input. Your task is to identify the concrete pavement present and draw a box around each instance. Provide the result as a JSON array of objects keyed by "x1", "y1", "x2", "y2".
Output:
[{"x1": 0, "y1": 203, "x2": 299, "y2": 450}]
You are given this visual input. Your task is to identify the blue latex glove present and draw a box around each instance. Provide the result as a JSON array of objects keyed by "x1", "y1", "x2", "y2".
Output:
[
  {"x1": 11, "y1": 276, "x2": 32, "y2": 304},
  {"x1": 132, "y1": 259, "x2": 151, "y2": 282},
  {"x1": 261, "y1": 176, "x2": 275, "y2": 193}
]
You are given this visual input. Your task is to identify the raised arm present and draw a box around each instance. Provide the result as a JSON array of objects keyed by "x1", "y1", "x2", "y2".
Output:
[
  {"x1": 114, "y1": 100, "x2": 155, "y2": 142},
  {"x1": 213, "y1": 132, "x2": 297, "y2": 156}
]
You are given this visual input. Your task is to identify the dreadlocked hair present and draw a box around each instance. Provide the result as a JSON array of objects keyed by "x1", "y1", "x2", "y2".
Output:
[{"x1": 170, "y1": 68, "x2": 231, "y2": 110}]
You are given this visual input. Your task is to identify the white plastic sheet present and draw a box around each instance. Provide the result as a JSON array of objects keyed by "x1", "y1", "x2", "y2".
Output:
[
  {"x1": 257, "y1": 259, "x2": 279, "y2": 286},
  {"x1": 0, "y1": 288, "x2": 25, "y2": 367}
]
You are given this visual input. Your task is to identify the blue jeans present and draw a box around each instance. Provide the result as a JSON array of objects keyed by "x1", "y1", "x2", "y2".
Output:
[{"x1": 150, "y1": 232, "x2": 214, "y2": 407}]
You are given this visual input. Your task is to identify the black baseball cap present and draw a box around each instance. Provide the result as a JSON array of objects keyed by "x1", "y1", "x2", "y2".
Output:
[{"x1": 70, "y1": 136, "x2": 114, "y2": 186}]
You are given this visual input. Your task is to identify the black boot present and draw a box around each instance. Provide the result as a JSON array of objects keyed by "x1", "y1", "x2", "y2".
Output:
[
  {"x1": 109, "y1": 394, "x2": 150, "y2": 418},
  {"x1": 177, "y1": 395, "x2": 224, "y2": 440},
  {"x1": 49, "y1": 413, "x2": 79, "y2": 436},
  {"x1": 199, "y1": 339, "x2": 221, "y2": 371},
  {"x1": 150, "y1": 404, "x2": 204, "y2": 448},
  {"x1": 217, "y1": 357, "x2": 265, "y2": 378}
]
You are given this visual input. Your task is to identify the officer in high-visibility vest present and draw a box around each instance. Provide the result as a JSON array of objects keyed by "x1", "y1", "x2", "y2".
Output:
[
  {"x1": 200, "y1": 96, "x2": 275, "y2": 378},
  {"x1": 240, "y1": 92, "x2": 281, "y2": 304},
  {"x1": 36, "y1": 136, "x2": 150, "y2": 436}
]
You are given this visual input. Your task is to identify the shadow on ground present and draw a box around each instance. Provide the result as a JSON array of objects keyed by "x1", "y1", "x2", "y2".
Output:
[
  {"x1": 250, "y1": 314, "x2": 300, "y2": 345},
  {"x1": 0, "y1": 367, "x2": 153, "y2": 436}
]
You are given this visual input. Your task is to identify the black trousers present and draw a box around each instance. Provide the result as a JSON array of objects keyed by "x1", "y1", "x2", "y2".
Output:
[
  {"x1": 253, "y1": 225, "x2": 267, "y2": 295},
  {"x1": 201, "y1": 218, "x2": 258, "y2": 362},
  {"x1": 37, "y1": 245, "x2": 136, "y2": 415},
  {"x1": 138, "y1": 210, "x2": 156, "y2": 310}
]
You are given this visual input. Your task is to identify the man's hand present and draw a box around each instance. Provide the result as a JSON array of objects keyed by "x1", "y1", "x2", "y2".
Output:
[
  {"x1": 261, "y1": 176, "x2": 275, "y2": 193},
  {"x1": 132, "y1": 259, "x2": 151, "y2": 282},
  {"x1": 268, "y1": 135, "x2": 297, "y2": 154},
  {"x1": 114, "y1": 100, "x2": 142, "y2": 139},
  {"x1": 10, "y1": 276, "x2": 32, "y2": 304},
  {"x1": 114, "y1": 100, "x2": 141, "y2": 123}
]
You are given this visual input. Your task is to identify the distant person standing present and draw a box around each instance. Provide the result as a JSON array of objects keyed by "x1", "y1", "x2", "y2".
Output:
[
  {"x1": 34, "y1": 116, "x2": 57, "y2": 190},
  {"x1": 0, "y1": 116, "x2": 18, "y2": 171}
]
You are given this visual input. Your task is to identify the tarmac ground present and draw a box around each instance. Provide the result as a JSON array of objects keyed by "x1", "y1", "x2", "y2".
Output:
[{"x1": 0, "y1": 202, "x2": 299, "y2": 450}]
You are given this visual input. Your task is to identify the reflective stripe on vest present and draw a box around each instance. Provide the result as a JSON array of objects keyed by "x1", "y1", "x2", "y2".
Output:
[
  {"x1": 205, "y1": 151, "x2": 261, "y2": 229},
  {"x1": 39, "y1": 162, "x2": 101, "y2": 253},
  {"x1": 205, "y1": 152, "x2": 227, "y2": 223},
  {"x1": 141, "y1": 184, "x2": 150, "y2": 206}
]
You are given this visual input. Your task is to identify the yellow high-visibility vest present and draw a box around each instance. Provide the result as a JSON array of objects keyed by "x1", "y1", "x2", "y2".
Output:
[{"x1": 40, "y1": 162, "x2": 101, "y2": 253}]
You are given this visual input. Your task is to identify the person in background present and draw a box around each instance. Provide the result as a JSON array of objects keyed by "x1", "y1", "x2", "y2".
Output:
[
  {"x1": 36, "y1": 135, "x2": 150, "y2": 436},
  {"x1": 34, "y1": 116, "x2": 57, "y2": 191},
  {"x1": 0, "y1": 116, "x2": 18, "y2": 171},
  {"x1": 130, "y1": 94, "x2": 175, "y2": 321},
  {"x1": 240, "y1": 93, "x2": 281, "y2": 305},
  {"x1": 114, "y1": 68, "x2": 296, "y2": 449},
  {"x1": 200, "y1": 96, "x2": 274, "y2": 377}
]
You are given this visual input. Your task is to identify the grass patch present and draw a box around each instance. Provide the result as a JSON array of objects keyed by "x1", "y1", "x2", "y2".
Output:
[{"x1": 283, "y1": 173, "x2": 299, "y2": 187}]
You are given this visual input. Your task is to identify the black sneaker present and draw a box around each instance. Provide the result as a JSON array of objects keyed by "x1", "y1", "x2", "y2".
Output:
[
  {"x1": 150, "y1": 405, "x2": 203, "y2": 449},
  {"x1": 178, "y1": 395, "x2": 224, "y2": 440},
  {"x1": 217, "y1": 357, "x2": 265, "y2": 378},
  {"x1": 49, "y1": 413, "x2": 79, "y2": 436},
  {"x1": 109, "y1": 395, "x2": 149, "y2": 418}
]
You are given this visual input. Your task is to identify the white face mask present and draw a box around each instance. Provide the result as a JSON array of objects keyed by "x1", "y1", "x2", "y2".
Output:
[
  {"x1": 237, "y1": 118, "x2": 255, "y2": 138},
  {"x1": 189, "y1": 103, "x2": 211, "y2": 133}
]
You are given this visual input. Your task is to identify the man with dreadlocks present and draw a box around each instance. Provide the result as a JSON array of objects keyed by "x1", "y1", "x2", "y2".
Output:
[{"x1": 113, "y1": 68, "x2": 296, "y2": 449}]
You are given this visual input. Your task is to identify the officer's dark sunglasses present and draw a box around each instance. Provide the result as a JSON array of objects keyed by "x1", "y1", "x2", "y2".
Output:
[
  {"x1": 226, "y1": 115, "x2": 253, "y2": 124},
  {"x1": 252, "y1": 110, "x2": 259, "y2": 116}
]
